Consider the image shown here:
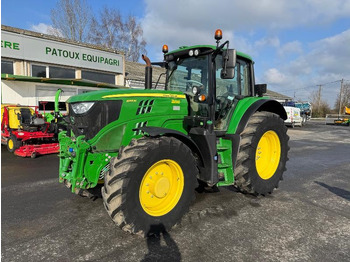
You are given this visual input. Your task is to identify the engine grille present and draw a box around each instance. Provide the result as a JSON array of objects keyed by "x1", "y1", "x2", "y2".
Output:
[{"x1": 68, "y1": 100, "x2": 122, "y2": 140}]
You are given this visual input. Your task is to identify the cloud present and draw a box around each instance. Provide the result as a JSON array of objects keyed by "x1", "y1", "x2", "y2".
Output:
[
  {"x1": 30, "y1": 23, "x2": 52, "y2": 34},
  {"x1": 264, "y1": 68, "x2": 289, "y2": 85},
  {"x1": 255, "y1": 37, "x2": 280, "y2": 49},
  {"x1": 143, "y1": 0, "x2": 350, "y2": 45},
  {"x1": 262, "y1": 29, "x2": 350, "y2": 105},
  {"x1": 29, "y1": 23, "x2": 63, "y2": 37},
  {"x1": 277, "y1": 41, "x2": 303, "y2": 57}
]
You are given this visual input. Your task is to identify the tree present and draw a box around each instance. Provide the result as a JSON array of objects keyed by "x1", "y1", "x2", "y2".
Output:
[
  {"x1": 121, "y1": 15, "x2": 147, "y2": 62},
  {"x1": 49, "y1": 0, "x2": 92, "y2": 42},
  {"x1": 334, "y1": 82, "x2": 350, "y2": 114},
  {"x1": 310, "y1": 88, "x2": 331, "y2": 117},
  {"x1": 88, "y1": 8, "x2": 147, "y2": 62},
  {"x1": 88, "y1": 7, "x2": 123, "y2": 49}
]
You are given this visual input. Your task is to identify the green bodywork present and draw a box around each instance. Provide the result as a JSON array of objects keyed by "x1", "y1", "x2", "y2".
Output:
[
  {"x1": 58, "y1": 45, "x2": 272, "y2": 192},
  {"x1": 59, "y1": 90, "x2": 268, "y2": 192}
]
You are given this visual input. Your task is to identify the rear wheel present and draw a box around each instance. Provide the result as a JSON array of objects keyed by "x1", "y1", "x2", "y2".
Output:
[
  {"x1": 235, "y1": 112, "x2": 289, "y2": 195},
  {"x1": 102, "y1": 137, "x2": 198, "y2": 236}
]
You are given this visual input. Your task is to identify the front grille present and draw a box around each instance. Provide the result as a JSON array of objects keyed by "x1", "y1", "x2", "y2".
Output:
[{"x1": 68, "y1": 100, "x2": 122, "y2": 140}]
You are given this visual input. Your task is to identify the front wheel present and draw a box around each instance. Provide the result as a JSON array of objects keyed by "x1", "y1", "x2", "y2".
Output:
[
  {"x1": 7, "y1": 135, "x2": 20, "y2": 153},
  {"x1": 102, "y1": 137, "x2": 198, "y2": 236},
  {"x1": 235, "y1": 112, "x2": 289, "y2": 195}
]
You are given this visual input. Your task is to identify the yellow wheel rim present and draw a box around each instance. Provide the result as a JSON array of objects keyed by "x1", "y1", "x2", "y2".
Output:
[
  {"x1": 139, "y1": 159, "x2": 184, "y2": 217},
  {"x1": 255, "y1": 131, "x2": 281, "y2": 180},
  {"x1": 8, "y1": 139, "x2": 14, "y2": 150}
]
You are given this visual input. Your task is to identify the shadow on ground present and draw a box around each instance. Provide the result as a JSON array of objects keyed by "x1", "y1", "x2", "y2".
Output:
[
  {"x1": 315, "y1": 181, "x2": 350, "y2": 201},
  {"x1": 142, "y1": 225, "x2": 181, "y2": 262}
]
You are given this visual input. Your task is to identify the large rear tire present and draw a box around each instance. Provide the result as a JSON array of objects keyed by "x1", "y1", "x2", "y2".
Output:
[
  {"x1": 235, "y1": 112, "x2": 289, "y2": 195},
  {"x1": 102, "y1": 137, "x2": 198, "y2": 236}
]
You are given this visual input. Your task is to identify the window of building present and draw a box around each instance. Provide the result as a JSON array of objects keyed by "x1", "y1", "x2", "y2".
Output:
[
  {"x1": 81, "y1": 70, "x2": 115, "y2": 84},
  {"x1": 1, "y1": 60, "x2": 14, "y2": 74},
  {"x1": 32, "y1": 65, "x2": 47, "y2": 77},
  {"x1": 49, "y1": 66, "x2": 75, "y2": 78},
  {"x1": 38, "y1": 101, "x2": 66, "y2": 111}
]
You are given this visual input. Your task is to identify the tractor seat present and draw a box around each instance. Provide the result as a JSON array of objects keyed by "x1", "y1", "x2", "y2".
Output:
[
  {"x1": 19, "y1": 108, "x2": 45, "y2": 127},
  {"x1": 19, "y1": 108, "x2": 33, "y2": 125}
]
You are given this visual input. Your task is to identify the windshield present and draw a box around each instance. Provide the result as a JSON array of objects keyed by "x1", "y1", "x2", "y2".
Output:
[
  {"x1": 166, "y1": 55, "x2": 209, "y2": 117},
  {"x1": 166, "y1": 56, "x2": 208, "y2": 93}
]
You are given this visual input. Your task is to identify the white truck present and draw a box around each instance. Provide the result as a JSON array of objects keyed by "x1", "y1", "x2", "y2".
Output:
[{"x1": 283, "y1": 106, "x2": 303, "y2": 127}]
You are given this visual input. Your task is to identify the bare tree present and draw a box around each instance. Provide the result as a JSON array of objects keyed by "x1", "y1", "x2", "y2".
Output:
[
  {"x1": 334, "y1": 83, "x2": 350, "y2": 114},
  {"x1": 310, "y1": 89, "x2": 331, "y2": 117},
  {"x1": 88, "y1": 7, "x2": 123, "y2": 49},
  {"x1": 121, "y1": 15, "x2": 147, "y2": 62},
  {"x1": 88, "y1": 8, "x2": 147, "y2": 62},
  {"x1": 49, "y1": 0, "x2": 92, "y2": 42}
]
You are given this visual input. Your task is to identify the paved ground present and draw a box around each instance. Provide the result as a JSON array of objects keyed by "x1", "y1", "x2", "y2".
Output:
[{"x1": 2, "y1": 121, "x2": 350, "y2": 262}]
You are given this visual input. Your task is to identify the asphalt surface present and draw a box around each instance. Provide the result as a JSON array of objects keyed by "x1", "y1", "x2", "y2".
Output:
[{"x1": 2, "y1": 121, "x2": 350, "y2": 262}]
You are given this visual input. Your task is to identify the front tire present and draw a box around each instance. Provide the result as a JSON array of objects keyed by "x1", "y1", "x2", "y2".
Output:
[
  {"x1": 235, "y1": 112, "x2": 289, "y2": 195},
  {"x1": 7, "y1": 135, "x2": 20, "y2": 153},
  {"x1": 102, "y1": 137, "x2": 198, "y2": 236}
]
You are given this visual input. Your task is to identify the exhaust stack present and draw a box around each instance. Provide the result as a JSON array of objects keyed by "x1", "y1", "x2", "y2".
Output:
[{"x1": 142, "y1": 54, "x2": 152, "y2": 89}]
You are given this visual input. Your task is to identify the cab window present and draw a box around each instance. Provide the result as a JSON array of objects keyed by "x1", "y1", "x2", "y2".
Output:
[{"x1": 215, "y1": 55, "x2": 251, "y2": 130}]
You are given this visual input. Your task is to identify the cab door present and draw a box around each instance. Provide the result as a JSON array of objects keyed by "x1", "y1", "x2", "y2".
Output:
[{"x1": 214, "y1": 55, "x2": 252, "y2": 131}]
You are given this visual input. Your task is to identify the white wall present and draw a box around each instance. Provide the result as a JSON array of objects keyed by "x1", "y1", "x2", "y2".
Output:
[{"x1": 1, "y1": 80, "x2": 104, "y2": 106}]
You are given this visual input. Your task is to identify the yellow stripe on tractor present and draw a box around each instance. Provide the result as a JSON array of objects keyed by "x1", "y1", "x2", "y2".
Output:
[{"x1": 102, "y1": 93, "x2": 186, "y2": 99}]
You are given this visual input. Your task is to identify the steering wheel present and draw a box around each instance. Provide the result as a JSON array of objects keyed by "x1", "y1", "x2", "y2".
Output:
[{"x1": 216, "y1": 94, "x2": 234, "y2": 120}]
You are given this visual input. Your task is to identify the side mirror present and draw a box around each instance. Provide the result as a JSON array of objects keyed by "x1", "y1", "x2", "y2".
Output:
[
  {"x1": 255, "y1": 84, "x2": 267, "y2": 97},
  {"x1": 221, "y1": 49, "x2": 236, "y2": 79}
]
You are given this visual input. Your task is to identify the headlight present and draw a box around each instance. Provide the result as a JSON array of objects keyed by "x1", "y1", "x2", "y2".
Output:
[
  {"x1": 192, "y1": 86, "x2": 198, "y2": 95},
  {"x1": 71, "y1": 102, "x2": 95, "y2": 114}
]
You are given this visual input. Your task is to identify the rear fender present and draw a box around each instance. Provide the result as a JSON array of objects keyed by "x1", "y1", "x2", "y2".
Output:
[
  {"x1": 228, "y1": 98, "x2": 287, "y2": 134},
  {"x1": 226, "y1": 98, "x2": 287, "y2": 171}
]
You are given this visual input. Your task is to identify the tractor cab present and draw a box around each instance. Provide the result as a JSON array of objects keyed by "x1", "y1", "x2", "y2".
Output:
[{"x1": 158, "y1": 30, "x2": 261, "y2": 133}]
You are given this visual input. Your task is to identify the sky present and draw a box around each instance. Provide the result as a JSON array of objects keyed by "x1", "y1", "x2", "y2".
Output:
[{"x1": 2, "y1": 0, "x2": 350, "y2": 107}]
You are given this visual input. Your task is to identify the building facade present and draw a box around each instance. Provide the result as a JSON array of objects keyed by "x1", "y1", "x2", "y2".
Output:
[{"x1": 1, "y1": 25, "x2": 125, "y2": 107}]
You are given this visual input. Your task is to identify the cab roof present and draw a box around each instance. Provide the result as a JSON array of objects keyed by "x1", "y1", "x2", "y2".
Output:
[{"x1": 167, "y1": 45, "x2": 253, "y2": 62}]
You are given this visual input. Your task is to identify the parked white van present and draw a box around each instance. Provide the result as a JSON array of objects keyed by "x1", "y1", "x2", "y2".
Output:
[{"x1": 283, "y1": 106, "x2": 303, "y2": 127}]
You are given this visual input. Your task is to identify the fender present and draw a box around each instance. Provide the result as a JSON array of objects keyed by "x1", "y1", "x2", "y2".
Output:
[
  {"x1": 225, "y1": 98, "x2": 287, "y2": 171},
  {"x1": 235, "y1": 99, "x2": 287, "y2": 134},
  {"x1": 135, "y1": 126, "x2": 205, "y2": 167}
]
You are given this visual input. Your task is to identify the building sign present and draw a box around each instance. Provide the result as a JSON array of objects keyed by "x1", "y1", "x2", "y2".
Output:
[{"x1": 1, "y1": 31, "x2": 123, "y2": 74}]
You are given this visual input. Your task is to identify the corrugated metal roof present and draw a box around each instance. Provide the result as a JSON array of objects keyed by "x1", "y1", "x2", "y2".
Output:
[
  {"x1": 125, "y1": 61, "x2": 166, "y2": 84},
  {"x1": 265, "y1": 89, "x2": 292, "y2": 101}
]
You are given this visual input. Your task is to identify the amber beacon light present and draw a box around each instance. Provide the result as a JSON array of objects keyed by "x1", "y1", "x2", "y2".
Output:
[
  {"x1": 162, "y1": 45, "x2": 169, "y2": 54},
  {"x1": 215, "y1": 29, "x2": 222, "y2": 41}
]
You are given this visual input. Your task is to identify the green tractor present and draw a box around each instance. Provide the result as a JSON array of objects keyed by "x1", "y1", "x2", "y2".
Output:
[{"x1": 59, "y1": 30, "x2": 289, "y2": 236}]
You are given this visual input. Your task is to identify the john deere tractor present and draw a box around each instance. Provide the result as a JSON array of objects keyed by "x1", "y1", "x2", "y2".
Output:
[{"x1": 59, "y1": 30, "x2": 289, "y2": 235}]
